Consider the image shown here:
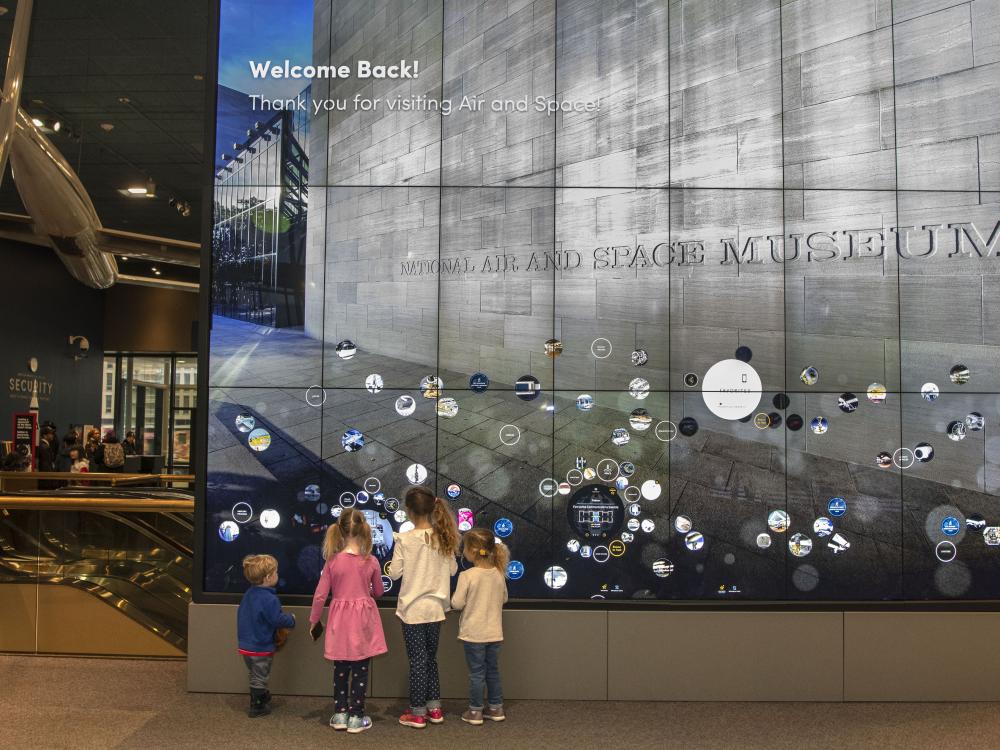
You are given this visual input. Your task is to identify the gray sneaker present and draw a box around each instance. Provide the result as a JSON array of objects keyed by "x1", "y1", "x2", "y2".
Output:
[
  {"x1": 329, "y1": 712, "x2": 348, "y2": 730},
  {"x1": 347, "y1": 715, "x2": 373, "y2": 734}
]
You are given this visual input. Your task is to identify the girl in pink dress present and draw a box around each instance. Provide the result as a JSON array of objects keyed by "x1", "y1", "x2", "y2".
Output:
[{"x1": 309, "y1": 508, "x2": 387, "y2": 734}]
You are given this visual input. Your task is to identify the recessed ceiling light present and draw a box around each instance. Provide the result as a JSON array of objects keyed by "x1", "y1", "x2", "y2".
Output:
[
  {"x1": 126, "y1": 186, "x2": 147, "y2": 195},
  {"x1": 31, "y1": 117, "x2": 43, "y2": 127},
  {"x1": 100, "y1": 123, "x2": 114, "y2": 132},
  {"x1": 120, "y1": 256, "x2": 129, "y2": 261}
]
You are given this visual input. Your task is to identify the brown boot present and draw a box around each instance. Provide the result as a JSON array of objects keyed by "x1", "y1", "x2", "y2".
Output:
[
  {"x1": 461, "y1": 709, "x2": 484, "y2": 725},
  {"x1": 484, "y1": 706, "x2": 505, "y2": 722}
]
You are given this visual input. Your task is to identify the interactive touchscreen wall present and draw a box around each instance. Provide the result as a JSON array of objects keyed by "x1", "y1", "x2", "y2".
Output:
[{"x1": 203, "y1": 0, "x2": 1000, "y2": 601}]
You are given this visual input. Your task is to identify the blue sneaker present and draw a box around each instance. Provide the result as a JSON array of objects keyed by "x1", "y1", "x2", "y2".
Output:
[
  {"x1": 347, "y1": 715, "x2": 373, "y2": 734},
  {"x1": 329, "y1": 712, "x2": 348, "y2": 730}
]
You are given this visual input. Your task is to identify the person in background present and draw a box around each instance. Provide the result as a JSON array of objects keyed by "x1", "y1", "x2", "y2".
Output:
[
  {"x1": 68, "y1": 445, "x2": 90, "y2": 485},
  {"x1": 36, "y1": 425, "x2": 58, "y2": 488},
  {"x1": 237, "y1": 554, "x2": 296, "y2": 718},
  {"x1": 309, "y1": 508, "x2": 387, "y2": 734},
  {"x1": 451, "y1": 528, "x2": 510, "y2": 725},
  {"x1": 122, "y1": 431, "x2": 140, "y2": 456},
  {"x1": 84, "y1": 429, "x2": 101, "y2": 469},
  {"x1": 56, "y1": 430, "x2": 79, "y2": 472},
  {"x1": 97, "y1": 429, "x2": 125, "y2": 473},
  {"x1": 387, "y1": 486, "x2": 460, "y2": 729}
]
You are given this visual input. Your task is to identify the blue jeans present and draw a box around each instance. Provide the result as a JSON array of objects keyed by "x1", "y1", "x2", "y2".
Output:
[{"x1": 463, "y1": 641, "x2": 502, "y2": 710}]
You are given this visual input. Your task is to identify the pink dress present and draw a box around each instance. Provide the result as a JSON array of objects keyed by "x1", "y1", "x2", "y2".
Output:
[{"x1": 309, "y1": 552, "x2": 387, "y2": 661}]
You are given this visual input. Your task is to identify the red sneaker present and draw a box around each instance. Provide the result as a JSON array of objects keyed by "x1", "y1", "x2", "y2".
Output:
[
  {"x1": 399, "y1": 713, "x2": 426, "y2": 729},
  {"x1": 427, "y1": 708, "x2": 444, "y2": 724}
]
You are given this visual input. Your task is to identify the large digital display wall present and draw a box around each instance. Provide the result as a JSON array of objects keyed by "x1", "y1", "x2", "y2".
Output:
[{"x1": 202, "y1": 0, "x2": 1000, "y2": 602}]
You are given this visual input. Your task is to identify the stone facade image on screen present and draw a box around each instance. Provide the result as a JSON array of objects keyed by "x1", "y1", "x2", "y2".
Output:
[{"x1": 203, "y1": 0, "x2": 1000, "y2": 602}]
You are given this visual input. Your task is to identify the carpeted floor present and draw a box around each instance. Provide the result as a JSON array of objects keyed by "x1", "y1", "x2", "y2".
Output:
[{"x1": 3, "y1": 654, "x2": 1000, "y2": 749}]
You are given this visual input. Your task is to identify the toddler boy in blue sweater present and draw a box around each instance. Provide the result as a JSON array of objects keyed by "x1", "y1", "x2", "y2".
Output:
[{"x1": 237, "y1": 554, "x2": 295, "y2": 717}]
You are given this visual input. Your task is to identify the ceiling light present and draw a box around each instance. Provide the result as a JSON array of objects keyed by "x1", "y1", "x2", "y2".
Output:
[
  {"x1": 153, "y1": 270, "x2": 162, "y2": 276},
  {"x1": 151, "y1": 266, "x2": 158, "y2": 272},
  {"x1": 31, "y1": 117, "x2": 43, "y2": 127},
  {"x1": 100, "y1": 123, "x2": 114, "y2": 132},
  {"x1": 126, "y1": 186, "x2": 147, "y2": 195},
  {"x1": 52, "y1": 121, "x2": 61, "y2": 132}
]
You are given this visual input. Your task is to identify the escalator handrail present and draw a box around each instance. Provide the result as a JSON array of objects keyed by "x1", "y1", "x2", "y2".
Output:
[
  {"x1": 0, "y1": 496, "x2": 194, "y2": 512},
  {"x1": 92, "y1": 510, "x2": 194, "y2": 557}
]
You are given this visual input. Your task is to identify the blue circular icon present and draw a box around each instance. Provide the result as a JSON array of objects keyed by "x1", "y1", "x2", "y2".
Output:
[
  {"x1": 446, "y1": 483, "x2": 461, "y2": 499},
  {"x1": 506, "y1": 560, "x2": 524, "y2": 580},
  {"x1": 469, "y1": 372, "x2": 490, "y2": 393},
  {"x1": 355, "y1": 491, "x2": 369, "y2": 504},
  {"x1": 494, "y1": 518, "x2": 513, "y2": 538},
  {"x1": 828, "y1": 497, "x2": 847, "y2": 517},
  {"x1": 941, "y1": 516, "x2": 961, "y2": 536}
]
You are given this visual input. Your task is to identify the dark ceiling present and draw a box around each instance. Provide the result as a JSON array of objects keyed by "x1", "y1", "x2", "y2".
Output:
[{"x1": 0, "y1": 0, "x2": 211, "y2": 244}]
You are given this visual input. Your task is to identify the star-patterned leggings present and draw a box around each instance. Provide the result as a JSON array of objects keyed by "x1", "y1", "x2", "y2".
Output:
[
  {"x1": 401, "y1": 622, "x2": 442, "y2": 714},
  {"x1": 333, "y1": 658, "x2": 370, "y2": 717}
]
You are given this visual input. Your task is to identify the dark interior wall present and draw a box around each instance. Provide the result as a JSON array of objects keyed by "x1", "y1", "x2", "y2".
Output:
[
  {"x1": 103, "y1": 284, "x2": 197, "y2": 353},
  {"x1": 1, "y1": 240, "x2": 104, "y2": 434}
]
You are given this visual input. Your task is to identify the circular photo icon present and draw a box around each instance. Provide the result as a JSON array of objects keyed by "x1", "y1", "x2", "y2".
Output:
[
  {"x1": 674, "y1": 515, "x2": 693, "y2": 533},
  {"x1": 341, "y1": 428, "x2": 365, "y2": 452},
  {"x1": 867, "y1": 383, "x2": 887, "y2": 404},
  {"x1": 446, "y1": 483, "x2": 461, "y2": 499},
  {"x1": 365, "y1": 374, "x2": 384, "y2": 394},
  {"x1": 813, "y1": 517, "x2": 834, "y2": 537},
  {"x1": 786, "y1": 414, "x2": 804, "y2": 431},
  {"x1": 544, "y1": 339, "x2": 563, "y2": 357},
  {"x1": 914, "y1": 442, "x2": 934, "y2": 462},
  {"x1": 576, "y1": 393, "x2": 594, "y2": 411},
  {"x1": 436, "y1": 397, "x2": 459, "y2": 418},
  {"x1": 838, "y1": 393, "x2": 858, "y2": 413},
  {"x1": 469, "y1": 372, "x2": 490, "y2": 393},
  {"x1": 950, "y1": 364, "x2": 970, "y2": 385},
  {"x1": 947, "y1": 420, "x2": 967, "y2": 441},
  {"x1": 543, "y1": 565, "x2": 568, "y2": 589},
  {"x1": 767, "y1": 510, "x2": 790, "y2": 533},
  {"x1": 494, "y1": 518, "x2": 513, "y2": 538},
  {"x1": 339, "y1": 492, "x2": 356, "y2": 508},
  {"x1": 506, "y1": 560, "x2": 525, "y2": 580},
  {"x1": 515, "y1": 375, "x2": 541, "y2": 401},
  {"x1": 799, "y1": 366, "x2": 819, "y2": 385},
  {"x1": 619, "y1": 461, "x2": 636, "y2": 477},
  {"x1": 392, "y1": 509, "x2": 407, "y2": 523},
  {"x1": 583, "y1": 467, "x2": 596, "y2": 480},
  {"x1": 810, "y1": 416, "x2": 828, "y2": 435},
  {"x1": 218, "y1": 520, "x2": 240, "y2": 542},
  {"x1": 627, "y1": 502, "x2": 641, "y2": 517},
  {"x1": 652, "y1": 558, "x2": 674, "y2": 578},
  {"x1": 756, "y1": 533, "x2": 772, "y2": 549},
  {"x1": 641, "y1": 480, "x2": 662, "y2": 501},
  {"x1": 420, "y1": 375, "x2": 442, "y2": 399},
  {"x1": 684, "y1": 372, "x2": 699, "y2": 388},
  {"x1": 627, "y1": 518, "x2": 641, "y2": 532},
  {"x1": 579, "y1": 545, "x2": 593, "y2": 559},
  {"x1": 628, "y1": 378, "x2": 650, "y2": 400},
  {"x1": 235, "y1": 412, "x2": 256, "y2": 433},
  {"x1": 247, "y1": 428, "x2": 271, "y2": 452},
  {"x1": 684, "y1": 531, "x2": 704, "y2": 550},
  {"x1": 629, "y1": 408, "x2": 652, "y2": 431},
  {"x1": 566, "y1": 539, "x2": 581, "y2": 553},
  {"x1": 789, "y1": 533, "x2": 812, "y2": 557},
  {"x1": 620, "y1": 531, "x2": 634, "y2": 543},
  {"x1": 921, "y1": 382, "x2": 940, "y2": 402},
  {"x1": 611, "y1": 428, "x2": 630, "y2": 446},
  {"x1": 632, "y1": 349, "x2": 648, "y2": 366},
  {"x1": 773, "y1": 393, "x2": 790, "y2": 410},
  {"x1": 875, "y1": 451, "x2": 892, "y2": 468},
  {"x1": 395, "y1": 395, "x2": 416, "y2": 416},
  {"x1": 303, "y1": 484, "x2": 321, "y2": 502},
  {"x1": 735, "y1": 345, "x2": 753, "y2": 363},
  {"x1": 828, "y1": 497, "x2": 847, "y2": 516},
  {"x1": 457, "y1": 508, "x2": 474, "y2": 532},
  {"x1": 259, "y1": 509, "x2": 280, "y2": 529},
  {"x1": 336, "y1": 340, "x2": 357, "y2": 359},
  {"x1": 406, "y1": 463, "x2": 428, "y2": 484},
  {"x1": 966, "y1": 412, "x2": 985, "y2": 431},
  {"x1": 641, "y1": 519, "x2": 656, "y2": 533},
  {"x1": 384, "y1": 497, "x2": 400, "y2": 512},
  {"x1": 678, "y1": 416, "x2": 699, "y2": 437}
]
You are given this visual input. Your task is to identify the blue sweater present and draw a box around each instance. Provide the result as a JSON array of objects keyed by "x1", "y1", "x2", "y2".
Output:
[{"x1": 237, "y1": 585, "x2": 295, "y2": 654}]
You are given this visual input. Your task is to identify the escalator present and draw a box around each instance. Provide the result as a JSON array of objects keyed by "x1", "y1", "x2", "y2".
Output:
[{"x1": 0, "y1": 488, "x2": 194, "y2": 653}]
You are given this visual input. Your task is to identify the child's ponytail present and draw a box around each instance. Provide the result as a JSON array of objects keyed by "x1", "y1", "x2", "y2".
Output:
[
  {"x1": 463, "y1": 527, "x2": 509, "y2": 574},
  {"x1": 322, "y1": 523, "x2": 344, "y2": 561},
  {"x1": 430, "y1": 497, "x2": 460, "y2": 557}
]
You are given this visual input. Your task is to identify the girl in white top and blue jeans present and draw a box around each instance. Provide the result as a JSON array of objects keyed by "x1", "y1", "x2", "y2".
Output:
[
  {"x1": 387, "y1": 486, "x2": 459, "y2": 729},
  {"x1": 451, "y1": 527, "x2": 510, "y2": 725}
]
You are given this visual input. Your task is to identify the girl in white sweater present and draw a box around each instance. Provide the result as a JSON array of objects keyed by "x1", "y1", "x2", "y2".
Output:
[
  {"x1": 387, "y1": 486, "x2": 459, "y2": 729},
  {"x1": 451, "y1": 528, "x2": 509, "y2": 725}
]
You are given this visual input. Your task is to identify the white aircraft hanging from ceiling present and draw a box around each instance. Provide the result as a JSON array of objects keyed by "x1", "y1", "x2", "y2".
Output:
[{"x1": 0, "y1": 0, "x2": 199, "y2": 291}]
